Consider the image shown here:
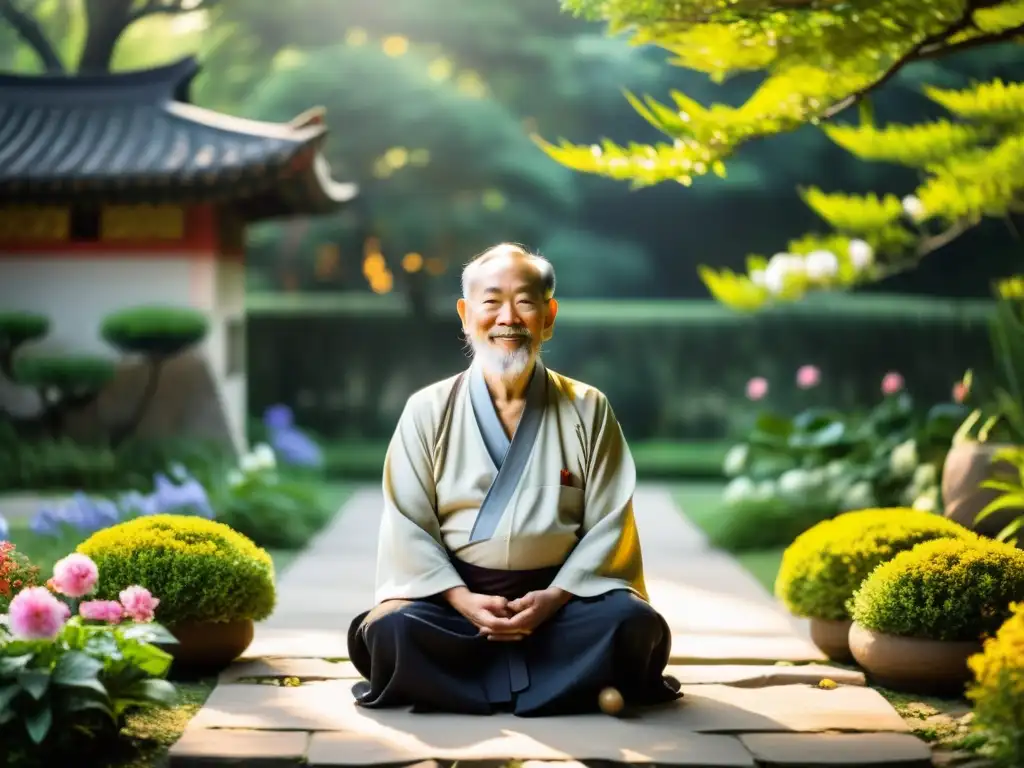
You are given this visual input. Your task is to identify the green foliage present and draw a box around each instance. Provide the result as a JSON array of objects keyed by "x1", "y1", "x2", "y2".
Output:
[
  {"x1": 0, "y1": 438, "x2": 120, "y2": 493},
  {"x1": 775, "y1": 508, "x2": 971, "y2": 621},
  {"x1": 967, "y1": 602, "x2": 1024, "y2": 767},
  {"x1": 100, "y1": 305, "x2": 209, "y2": 358},
  {"x1": 0, "y1": 618, "x2": 177, "y2": 754},
  {"x1": 849, "y1": 537, "x2": 1024, "y2": 641},
  {"x1": 548, "y1": 0, "x2": 1024, "y2": 308},
  {"x1": 77, "y1": 516, "x2": 276, "y2": 626},
  {"x1": 718, "y1": 392, "x2": 964, "y2": 549},
  {"x1": 210, "y1": 446, "x2": 337, "y2": 550},
  {"x1": 11, "y1": 355, "x2": 117, "y2": 394},
  {"x1": 975, "y1": 444, "x2": 1024, "y2": 544},
  {"x1": 0, "y1": 313, "x2": 49, "y2": 349}
]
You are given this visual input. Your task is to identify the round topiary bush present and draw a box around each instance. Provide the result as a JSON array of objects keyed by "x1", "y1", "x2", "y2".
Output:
[
  {"x1": 13, "y1": 354, "x2": 117, "y2": 393},
  {"x1": 775, "y1": 508, "x2": 972, "y2": 621},
  {"x1": 0, "y1": 311, "x2": 49, "y2": 347},
  {"x1": 100, "y1": 305, "x2": 209, "y2": 357},
  {"x1": 76, "y1": 515, "x2": 276, "y2": 626},
  {"x1": 849, "y1": 537, "x2": 1024, "y2": 642},
  {"x1": 967, "y1": 602, "x2": 1024, "y2": 767}
]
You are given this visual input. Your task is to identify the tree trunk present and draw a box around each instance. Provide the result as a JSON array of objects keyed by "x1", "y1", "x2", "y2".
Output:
[{"x1": 78, "y1": 0, "x2": 134, "y2": 74}]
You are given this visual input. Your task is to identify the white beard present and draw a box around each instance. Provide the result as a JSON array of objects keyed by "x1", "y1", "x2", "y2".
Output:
[{"x1": 469, "y1": 334, "x2": 536, "y2": 380}]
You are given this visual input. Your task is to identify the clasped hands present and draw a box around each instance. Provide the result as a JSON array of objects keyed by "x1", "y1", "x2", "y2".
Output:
[{"x1": 445, "y1": 585, "x2": 571, "y2": 641}]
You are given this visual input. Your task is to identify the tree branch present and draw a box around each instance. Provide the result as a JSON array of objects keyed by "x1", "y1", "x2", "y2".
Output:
[
  {"x1": 919, "y1": 22, "x2": 1024, "y2": 59},
  {"x1": 127, "y1": 0, "x2": 220, "y2": 24},
  {"x1": 818, "y1": 14, "x2": 978, "y2": 120},
  {"x1": 0, "y1": 0, "x2": 64, "y2": 72}
]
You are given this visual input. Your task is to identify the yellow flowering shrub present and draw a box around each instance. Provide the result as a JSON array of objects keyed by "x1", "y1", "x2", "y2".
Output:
[
  {"x1": 77, "y1": 515, "x2": 276, "y2": 625},
  {"x1": 849, "y1": 538, "x2": 1024, "y2": 642},
  {"x1": 967, "y1": 602, "x2": 1024, "y2": 767},
  {"x1": 775, "y1": 509, "x2": 971, "y2": 621}
]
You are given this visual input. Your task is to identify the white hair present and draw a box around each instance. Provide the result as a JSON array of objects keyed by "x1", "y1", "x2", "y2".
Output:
[{"x1": 460, "y1": 242, "x2": 556, "y2": 300}]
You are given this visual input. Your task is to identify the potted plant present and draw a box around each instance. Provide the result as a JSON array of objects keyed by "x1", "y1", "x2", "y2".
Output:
[
  {"x1": 944, "y1": 292, "x2": 1024, "y2": 540},
  {"x1": 966, "y1": 602, "x2": 1024, "y2": 767},
  {"x1": 76, "y1": 514, "x2": 277, "y2": 673},
  {"x1": 775, "y1": 508, "x2": 970, "y2": 661},
  {"x1": 848, "y1": 536, "x2": 1024, "y2": 694}
]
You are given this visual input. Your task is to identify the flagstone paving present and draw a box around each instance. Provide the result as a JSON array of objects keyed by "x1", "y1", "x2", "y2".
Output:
[{"x1": 170, "y1": 484, "x2": 936, "y2": 767}]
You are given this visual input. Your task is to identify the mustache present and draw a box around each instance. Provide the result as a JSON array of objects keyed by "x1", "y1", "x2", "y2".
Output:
[{"x1": 488, "y1": 327, "x2": 532, "y2": 339}]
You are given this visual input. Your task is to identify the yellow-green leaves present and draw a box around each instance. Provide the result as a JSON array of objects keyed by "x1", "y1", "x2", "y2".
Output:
[
  {"x1": 823, "y1": 121, "x2": 992, "y2": 167},
  {"x1": 800, "y1": 189, "x2": 904, "y2": 232},
  {"x1": 926, "y1": 79, "x2": 1024, "y2": 124}
]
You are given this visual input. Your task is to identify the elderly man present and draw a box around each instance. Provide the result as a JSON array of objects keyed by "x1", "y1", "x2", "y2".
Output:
[{"x1": 347, "y1": 243, "x2": 681, "y2": 717}]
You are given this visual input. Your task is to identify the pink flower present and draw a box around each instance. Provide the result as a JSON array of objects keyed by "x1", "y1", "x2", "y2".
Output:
[
  {"x1": 119, "y1": 585, "x2": 159, "y2": 623},
  {"x1": 881, "y1": 371, "x2": 904, "y2": 396},
  {"x1": 795, "y1": 365, "x2": 821, "y2": 389},
  {"x1": 51, "y1": 553, "x2": 98, "y2": 598},
  {"x1": 746, "y1": 376, "x2": 769, "y2": 401},
  {"x1": 79, "y1": 600, "x2": 123, "y2": 624},
  {"x1": 7, "y1": 586, "x2": 69, "y2": 640},
  {"x1": 953, "y1": 380, "x2": 968, "y2": 404}
]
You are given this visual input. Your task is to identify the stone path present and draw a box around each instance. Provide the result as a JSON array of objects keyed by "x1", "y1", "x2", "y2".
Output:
[{"x1": 170, "y1": 485, "x2": 934, "y2": 767}]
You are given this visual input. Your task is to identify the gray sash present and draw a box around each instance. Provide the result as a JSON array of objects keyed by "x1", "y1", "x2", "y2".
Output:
[{"x1": 467, "y1": 360, "x2": 548, "y2": 543}]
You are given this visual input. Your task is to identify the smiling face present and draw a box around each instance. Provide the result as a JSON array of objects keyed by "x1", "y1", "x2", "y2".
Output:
[{"x1": 457, "y1": 247, "x2": 557, "y2": 380}]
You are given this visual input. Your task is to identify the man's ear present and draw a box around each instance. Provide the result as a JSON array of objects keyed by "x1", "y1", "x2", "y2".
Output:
[
  {"x1": 456, "y1": 298, "x2": 468, "y2": 331},
  {"x1": 542, "y1": 298, "x2": 558, "y2": 342}
]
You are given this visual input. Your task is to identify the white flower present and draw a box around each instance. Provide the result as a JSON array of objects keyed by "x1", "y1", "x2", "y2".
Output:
[
  {"x1": 912, "y1": 487, "x2": 938, "y2": 513},
  {"x1": 723, "y1": 477, "x2": 756, "y2": 505},
  {"x1": 804, "y1": 250, "x2": 839, "y2": 281},
  {"x1": 750, "y1": 269, "x2": 766, "y2": 287},
  {"x1": 848, "y1": 239, "x2": 873, "y2": 270},
  {"x1": 722, "y1": 445, "x2": 749, "y2": 477},
  {"x1": 226, "y1": 470, "x2": 244, "y2": 488},
  {"x1": 840, "y1": 481, "x2": 875, "y2": 511},
  {"x1": 754, "y1": 480, "x2": 777, "y2": 503},
  {"x1": 763, "y1": 252, "x2": 802, "y2": 294},
  {"x1": 825, "y1": 460, "x2": 848, "y2": 480},
  {"x1": 912, "y1": 463, "x2": 937, "y2": 490},
  {"x1": 239, "y1": 453, "x2": 261, "y2": 473},
  {"x1": 902, "y1": 195, "x2": 926, "y2": 221},
  {"x1": 252, "y1": 443, "x2": 277, "y2": 471},
  {"x1": 889, "y1": 439, "x2": 918, "y2": 477},
  {"x1": 778, "y1": 468, "x2": 810, "y2": 496}
]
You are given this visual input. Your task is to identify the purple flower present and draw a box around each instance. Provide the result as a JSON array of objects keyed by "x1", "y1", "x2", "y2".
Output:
[
  {"x1": 271, "y1": 428, "x2": 323, "y2": 468},
  {"x1": 30, "y1": 507, "x2": 62, "y2": 537},
  {"x1": 30, "y1": 494, "x2": 121, "y2": 537},
  {"x1": 152, "y1": 474, "x2": 215, "y2": 519},
  {"x1": 117, "y1": 491, "x2": 161, "y2": 517},
  {"x1": 0, "y1": 513, "x2": 8, "y2": 541},
  {"x1": 264, "y1": 405, "x2": 294, "y2": 432}
]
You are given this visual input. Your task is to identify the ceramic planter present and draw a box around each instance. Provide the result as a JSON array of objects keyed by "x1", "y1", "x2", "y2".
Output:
[
  {"x1": 808, "y1": 617, "x2": 854, "y2": 663},
  {"x1": 163, "y1": 618, "x2": 255, "y2": 674},
  {"x1": 942, "y1": 441, "x2": 1023, "y2": 543},
  {"x1": 848, "y1": 621, "x2": 982, "y2": 695}
]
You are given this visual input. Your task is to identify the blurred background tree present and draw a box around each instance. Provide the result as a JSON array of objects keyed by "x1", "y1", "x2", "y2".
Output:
[{"x1": 543, "y1": 0, "x2": 1024, "y2": 308}]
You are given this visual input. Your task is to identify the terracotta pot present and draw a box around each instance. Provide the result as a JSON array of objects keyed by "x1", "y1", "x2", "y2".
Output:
[
  {"x1": 162, "y1": 618, "x2": 254, "y2": 673},
  {"x1": 809, "y1": 617, "x2": 854, "y2": 663},
  {"x1": 848, "y1": 622, "x2": 982, "y2": 695},
  {"x1": 942, "y1": 441, "x2": 1024, "y2": 543}
]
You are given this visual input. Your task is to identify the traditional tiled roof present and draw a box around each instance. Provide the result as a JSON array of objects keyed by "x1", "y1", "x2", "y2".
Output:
[{"x1": 0, "y1": 57, "x2": 357, "y2": 220}]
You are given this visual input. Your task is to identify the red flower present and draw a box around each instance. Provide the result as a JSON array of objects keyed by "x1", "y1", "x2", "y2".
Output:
[{"x1": 560, "y1": 469, "x2": 572, "y2": 486}]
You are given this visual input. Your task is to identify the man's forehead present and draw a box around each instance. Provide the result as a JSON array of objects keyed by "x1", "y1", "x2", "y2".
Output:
[{"x1": 473, "y1": 255, "x2": 543, "y2": 293}]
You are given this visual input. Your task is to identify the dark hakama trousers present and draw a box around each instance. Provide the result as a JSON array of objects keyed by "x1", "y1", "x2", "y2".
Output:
[{"x1": 347, "y1": 560, "x2": 682, "y2": 716}]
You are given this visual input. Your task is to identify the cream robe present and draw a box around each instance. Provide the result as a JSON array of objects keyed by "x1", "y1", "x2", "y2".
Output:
[{"x1": 373, "y1": 360, "x2": 648, "y2": 605}]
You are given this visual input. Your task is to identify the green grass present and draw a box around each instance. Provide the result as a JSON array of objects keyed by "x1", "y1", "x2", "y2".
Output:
[
  {"x1": 672, "y1": 481, "x2": 785, "y2": 594},
  {"x1": 323, "y1": 439, "x2": 730, "y2": 480}
]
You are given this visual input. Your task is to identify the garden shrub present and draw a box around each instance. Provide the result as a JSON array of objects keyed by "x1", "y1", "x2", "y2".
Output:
[
  {"x1": 967, "y1": 602, "x2": 1024, "y2": 767},
  {"x1": 100, "y1": 304, "x2": 208, "y2": 357},
  {"x1": 775, "y1": 508, "x2": 972, "y2": 621},
  {"x1": 849, "y1": 538, "x2": 1024, "y2": 642},
  {"x1": 76, "y1": 515, "x2": 276, "y2": 625}
]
